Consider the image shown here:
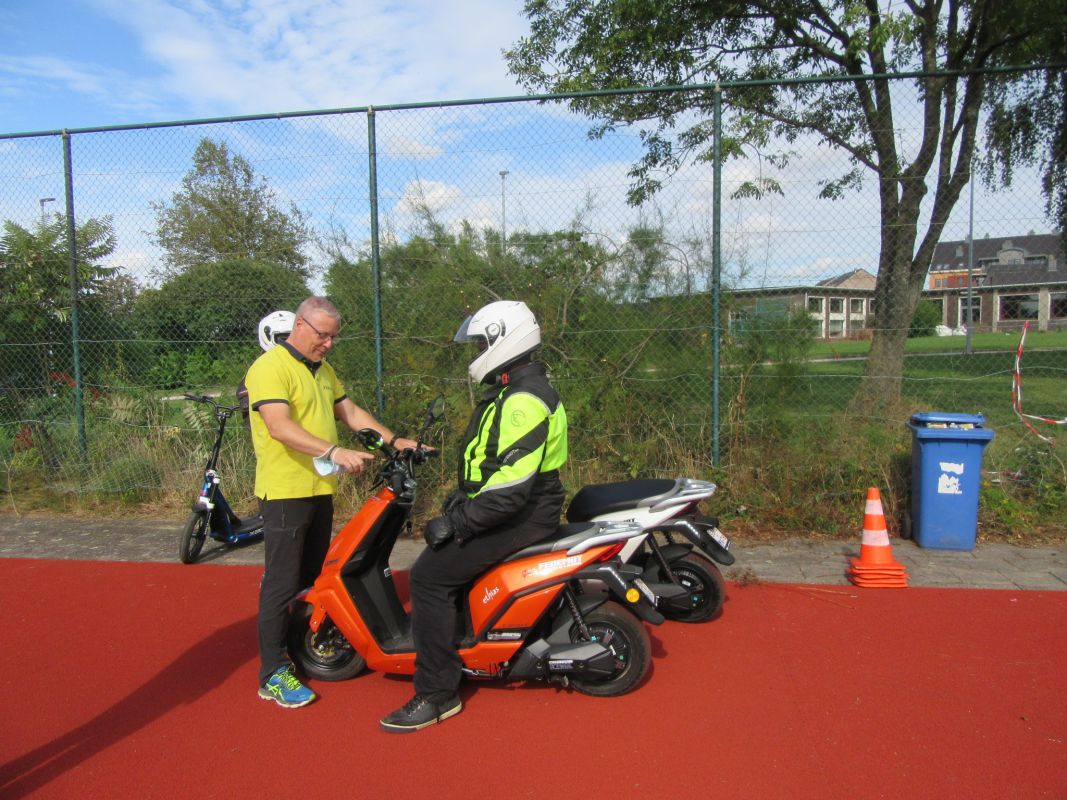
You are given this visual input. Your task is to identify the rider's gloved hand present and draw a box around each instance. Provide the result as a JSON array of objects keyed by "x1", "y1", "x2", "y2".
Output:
[
  {"x1": 424, "y1": 516, "x2": 455, "y2": 550},
  {"x1": 441, "y1": 489, "x2": 467, "y2": 514},
  {"x1": 445, "y1": 505, "x2": 474, "y2": 547}
]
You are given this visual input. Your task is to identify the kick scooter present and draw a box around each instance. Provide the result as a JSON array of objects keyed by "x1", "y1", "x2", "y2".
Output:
[{"x1": 178, "y1": 393, "x2": 264, "y2": 564}]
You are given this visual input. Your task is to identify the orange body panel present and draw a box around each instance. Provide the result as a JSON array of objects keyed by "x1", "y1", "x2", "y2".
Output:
[
  {"x1": 298, "y1": 482, "x2": 620, "y2": 679},
  {"x1": 468, "y1": 549, "x2": 600, "y2": 633},
  {"x1": 320, "y1": 488, "x2": 395, "y2": 573}
]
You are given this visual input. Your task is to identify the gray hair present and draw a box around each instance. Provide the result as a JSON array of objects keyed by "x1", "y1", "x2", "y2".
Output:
[{"x1": 296, "y1": 296, "x2": 341, "y2": 323}]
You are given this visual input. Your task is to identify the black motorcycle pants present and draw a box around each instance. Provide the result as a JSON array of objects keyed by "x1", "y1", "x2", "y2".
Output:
[{"x1": 409, "y1": 523, "x2": 552, "y2": 702}]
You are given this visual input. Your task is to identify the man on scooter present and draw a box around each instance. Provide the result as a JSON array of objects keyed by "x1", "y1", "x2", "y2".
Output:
[
  {"x1": 247, "y1": 296, "x2": 419, "y2": 709},
  {"x1": 380, "y1": 300, "x2": 568, "y2": 732}
]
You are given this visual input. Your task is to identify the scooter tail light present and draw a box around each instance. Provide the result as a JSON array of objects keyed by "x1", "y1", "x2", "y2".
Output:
[{"x1": 594, "y1": 543, "x2": 624, "y2": 562}]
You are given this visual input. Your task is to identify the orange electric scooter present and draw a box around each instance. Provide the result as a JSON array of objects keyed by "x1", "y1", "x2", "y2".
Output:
[{"x1": 288, "y1": 397, "x2": 680, "y2": 697}]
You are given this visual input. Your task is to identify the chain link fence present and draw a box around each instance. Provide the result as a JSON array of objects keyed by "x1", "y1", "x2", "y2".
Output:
[{"x1": 1, "y1": 73, "x2": 1064, "y2": 535}]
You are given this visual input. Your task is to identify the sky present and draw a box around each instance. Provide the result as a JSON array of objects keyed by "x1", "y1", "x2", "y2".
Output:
[
  {"x1": 0, "y1": 0, "x2": 532, "y2": 133},
  {"x1": 0, "y1": 0, "x2": 1051, "y2": 291}
]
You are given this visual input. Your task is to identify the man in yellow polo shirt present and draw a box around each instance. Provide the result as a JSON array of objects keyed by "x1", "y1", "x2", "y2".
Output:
[{"x1": 246, "y1": 296, "x2": 418, "y2": 708}]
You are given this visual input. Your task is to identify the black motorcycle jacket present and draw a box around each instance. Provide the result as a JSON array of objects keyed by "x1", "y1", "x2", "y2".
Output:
[{"x1": 445, "y1": 361, "x2": 568, "y2": 538}]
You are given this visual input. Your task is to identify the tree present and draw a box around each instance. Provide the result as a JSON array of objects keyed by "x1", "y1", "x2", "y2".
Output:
[
  {"x1": 153, "y1": 138, "x2": 311, "y2": 279},
  {"x1": 133, "y1": 259, "x2": 309, "y2": 388},
  {"x1": 0, "y1": 216, "x2": 116, "y2": 390},
  {"x1": 506, "y1": 0, "x2": 1066, "y2": 411}
]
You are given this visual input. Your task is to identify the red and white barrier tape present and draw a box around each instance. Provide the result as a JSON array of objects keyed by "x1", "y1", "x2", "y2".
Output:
[{"x1": 1012, "y1": 321, "x2": 1066, "y2": 443}]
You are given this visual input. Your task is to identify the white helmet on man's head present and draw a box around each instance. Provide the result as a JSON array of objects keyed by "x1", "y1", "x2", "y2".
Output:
[
  {"x1": 258, "y1": 310, "x2": 295, "y2": 351},
  {"x1": 454, "y1": 300, "x2": 541, "y2": 384}
]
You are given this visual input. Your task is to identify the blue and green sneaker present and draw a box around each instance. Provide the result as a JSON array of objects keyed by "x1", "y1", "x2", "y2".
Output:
[{"x1": 258, "y1": 664, "x2": 316, "y2": 708}]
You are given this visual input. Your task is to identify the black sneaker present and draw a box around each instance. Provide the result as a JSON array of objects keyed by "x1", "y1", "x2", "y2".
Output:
[{"x1": 380, "y1": 694, "x2": 462, "y2": 733}]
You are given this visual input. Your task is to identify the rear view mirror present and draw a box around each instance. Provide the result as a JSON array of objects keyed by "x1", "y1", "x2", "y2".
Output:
[{"x1": 428, "y1": 395, "x2": 445, "y2": 423}]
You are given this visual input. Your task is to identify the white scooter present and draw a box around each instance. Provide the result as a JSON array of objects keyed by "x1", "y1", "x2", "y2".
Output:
[{"x1": 565, "y1": 478, "x2": 734, "y2": 622}]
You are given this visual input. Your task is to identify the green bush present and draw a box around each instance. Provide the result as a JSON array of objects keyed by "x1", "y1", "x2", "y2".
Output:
[{"x1": 908, "y1": 298, "x2": 943, "y2": 337}]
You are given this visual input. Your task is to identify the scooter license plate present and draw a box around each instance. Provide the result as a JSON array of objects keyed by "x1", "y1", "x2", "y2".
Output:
[{"x1": 709, "y1": 527, "x2": 731, "y2": 550}]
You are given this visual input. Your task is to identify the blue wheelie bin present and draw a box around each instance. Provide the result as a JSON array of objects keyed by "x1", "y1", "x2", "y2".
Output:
[{"x1": 906, "y1": 412, "x2": 995, "y2": 550}]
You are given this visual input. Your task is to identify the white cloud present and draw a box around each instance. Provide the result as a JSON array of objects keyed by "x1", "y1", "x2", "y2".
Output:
[{"x1": 82, "y1": 0, "x2": 530, "y2": 120}]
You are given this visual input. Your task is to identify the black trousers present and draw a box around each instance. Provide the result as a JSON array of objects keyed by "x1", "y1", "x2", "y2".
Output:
[
  {"x1": 257, "y1": 495, "x2": 333, "y2": 684},
  {"x1": 409, "y1": 523, "x2": 552, "y2": 702}
]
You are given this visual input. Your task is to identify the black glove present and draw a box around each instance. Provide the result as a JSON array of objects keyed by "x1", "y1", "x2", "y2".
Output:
[
  {"x1": 442, "y1": 489, "x2": 467, "y2": 514},
  {"x1": 424, "y1": 516, "x2": 455, "y2": 550},
  {"x1": 445, "y1": 504, "x2": 475, "y2": 547}
]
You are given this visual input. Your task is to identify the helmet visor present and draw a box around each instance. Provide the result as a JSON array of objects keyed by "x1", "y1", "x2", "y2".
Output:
[{"x1": 453, "y1": 315, "x2": 474, "y2": 343}]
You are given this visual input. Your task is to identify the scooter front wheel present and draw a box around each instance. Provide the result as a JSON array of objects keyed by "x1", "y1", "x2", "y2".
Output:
[
  {"x1": 287, "y1": 603, "x2": 365, "y2": 681},
  {"x1": 179, "y1": 510, "x2": 209, "y2": 564},
  {"x1": 568, "y1": 601, "x2": 651, "y2": 697},
  {"x1": 660, "y1": 553, "x2": 726, "y2": 623}
]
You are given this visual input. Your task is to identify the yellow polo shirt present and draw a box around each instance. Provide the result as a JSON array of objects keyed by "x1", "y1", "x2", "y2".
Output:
[{"x1": 245, "y1": 343, "x2": 346, "y2": 500}]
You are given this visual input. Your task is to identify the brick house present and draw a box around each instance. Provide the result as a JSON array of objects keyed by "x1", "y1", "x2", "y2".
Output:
[
  {"x1": 925, "y1": 232, "x2": 1067, "y2": 332},
  {"x1": 728, "y1": 268, "x2": 877, "y2": 339}
]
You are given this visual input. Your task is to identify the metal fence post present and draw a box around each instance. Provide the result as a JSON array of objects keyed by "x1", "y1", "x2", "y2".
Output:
[
  {"x1": 366, "y1": 107, "x2": 386, "y2": 416},
  {"x1": 711, "y1": 84, "x2": 722, "y2": 467},
  {"x1": 62, "y1": 131, "x2": 87, "y2": 461}
]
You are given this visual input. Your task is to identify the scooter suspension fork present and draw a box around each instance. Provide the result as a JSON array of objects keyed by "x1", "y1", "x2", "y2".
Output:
[
  {"x1": 562, "y1": 585, "x2": 592, "y2": 641},
  {"x1": 646, "y1": 535, "x2": 683, "y2": 585}
]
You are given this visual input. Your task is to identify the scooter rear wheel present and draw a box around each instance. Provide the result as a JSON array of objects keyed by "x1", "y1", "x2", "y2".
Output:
[
  {"x1": 568, "y1": 601, "x2": 651, "y2": 697},
  {"x1": 287, "y1": 603, "x2": 365, "y2": 681},
  {"x1": 179, "y1": 510, "x2": 208, "y2": 564},
  {"x1": 660, "y1": 553, "x2": 726, "y2": 623}
]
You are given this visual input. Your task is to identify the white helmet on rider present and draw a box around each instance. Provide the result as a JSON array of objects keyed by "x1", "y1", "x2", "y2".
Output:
[
  {"x1": 454, "y1": 300, "x2": 541, "y2": 384},
  {"x1": 258, "y1": 310, "x2": 295, "y2": 351}
]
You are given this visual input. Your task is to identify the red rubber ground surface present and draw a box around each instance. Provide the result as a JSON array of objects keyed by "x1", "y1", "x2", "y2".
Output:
[{"x1": 1, "y1": 558, "x2": 1064, "y2": 799}]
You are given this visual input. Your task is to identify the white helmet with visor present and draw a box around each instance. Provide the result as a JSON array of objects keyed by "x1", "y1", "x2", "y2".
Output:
[
  {"x1": 258, "y1": 310, "x2": 295, "y2": 352},
  {"x1": 454, "y1": 300, "x2": 541, "y2": 384}
]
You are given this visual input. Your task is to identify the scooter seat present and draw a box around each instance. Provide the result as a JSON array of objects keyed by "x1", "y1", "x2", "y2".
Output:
[
  {"x1": 503, "y1": 522, "x2": 599, "y2": 562},
  {"x1": 566, "y1": 478, "x2": 678, "y2": 522}
]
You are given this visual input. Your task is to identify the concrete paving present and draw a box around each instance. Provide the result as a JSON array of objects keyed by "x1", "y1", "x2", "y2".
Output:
[{"x1": 1, "y1": 512, "x2": 1064, "y2": 590}]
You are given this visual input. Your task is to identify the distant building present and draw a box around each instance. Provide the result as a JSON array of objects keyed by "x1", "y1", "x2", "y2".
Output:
[
  {"x1": 728, "y1": 268, "x2": 877, "y2": 339},
  {"x1": 727, "y1": 232, "x2": 1067, "y2": 339},
  {"x1": 926, "y1": 232, "x2": 1066, "y2": 332}
]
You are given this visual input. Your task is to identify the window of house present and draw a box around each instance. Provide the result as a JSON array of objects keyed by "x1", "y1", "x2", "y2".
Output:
[
  {"x1": 829, "y1": 297, "x2": 844, "y2": 314},
  {"x1": 1000, "y1": 294, "x2": 1039, "y2": 320},
  {"x1": 959, "y1": 296, "x2": 982, "y2": 325},
  {"x1": 1051, "y1": 293, "x2": 1067, "y2": 319},
  {"x1": 850, "y1": 298, "x2": 865, "y2": 315},
  {"x1": 807, "y1": 297, "x2": 824, "y2": 313},
  {"x1": 828, "y1": 319, "x2": 844, "y2": 338}
]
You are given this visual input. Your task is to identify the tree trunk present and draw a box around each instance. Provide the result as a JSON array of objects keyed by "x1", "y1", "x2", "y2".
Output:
[{"x1": 849, "y1": 226, "x2": 928, "y2": 414}]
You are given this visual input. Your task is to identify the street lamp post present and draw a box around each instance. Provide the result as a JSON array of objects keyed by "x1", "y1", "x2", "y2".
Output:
[
  {"x1": 39, "y1": 196, "x2": 56, "y2": 225},
  {"x1": 499, "y1": 171, "x2": 509, "y2": 256},
  {"x1": 965, "y1": 172, "x2": 975, "y2": 356}
]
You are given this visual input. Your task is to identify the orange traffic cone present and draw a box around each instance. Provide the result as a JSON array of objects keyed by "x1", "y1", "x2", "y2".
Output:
[{"x1": 847, "y1": 487, "x2": 908, "y2": 588}]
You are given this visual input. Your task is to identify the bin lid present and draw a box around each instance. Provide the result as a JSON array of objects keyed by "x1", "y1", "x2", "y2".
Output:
[{"x1": 909, "y1": 412, "x2": 986, "y2": 429}]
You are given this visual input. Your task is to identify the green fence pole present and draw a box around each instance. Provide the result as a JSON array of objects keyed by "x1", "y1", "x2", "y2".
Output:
[
  {"x1": 367, "y1": 107, "x2": 385, "y2": 416},
  {"x1": 711, "y1": 85, "x2": 722, "y2": 467},
  {"x1": 62, "y1": 132, "x2": 87, "y2": 461}
]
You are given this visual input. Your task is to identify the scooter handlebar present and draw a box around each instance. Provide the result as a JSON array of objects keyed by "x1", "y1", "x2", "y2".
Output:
[
  {"x1": 182, "y1": 393, "x2": 239, "y2": 416},
  {"x1": 407, "y1": 447, "x2": 438, "y2": 464}
]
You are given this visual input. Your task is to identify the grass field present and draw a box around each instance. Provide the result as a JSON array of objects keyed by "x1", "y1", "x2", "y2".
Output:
[{"x1": 808, "y1": 329, "x2": 1067, "y2": 359}]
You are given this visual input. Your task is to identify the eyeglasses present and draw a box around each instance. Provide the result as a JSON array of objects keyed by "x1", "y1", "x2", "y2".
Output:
[{"x1": 300, "y1": 317, "x2": 339, "y2": 343}]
